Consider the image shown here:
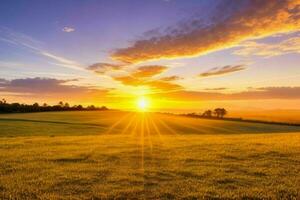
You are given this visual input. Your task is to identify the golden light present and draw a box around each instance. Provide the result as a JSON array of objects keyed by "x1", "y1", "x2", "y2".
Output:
[{"x1": 137, "y1": 97, "x2": 150, "y2": 111}]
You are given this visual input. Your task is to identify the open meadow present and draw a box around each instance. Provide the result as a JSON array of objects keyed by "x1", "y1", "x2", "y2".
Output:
[{"x1": 0, "y1": 111, "x2": 300, "y2": 199}]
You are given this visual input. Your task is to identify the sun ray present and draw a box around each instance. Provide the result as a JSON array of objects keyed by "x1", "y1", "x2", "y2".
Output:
[
  {"x1": 149, "y1": 115, "x2": 166, "y2": 146},
  {"x1": 121, "y1": 113, "x2": 138, "y2": 135},
  {"x1": 155, "y1": 114, "x2": 178, "y2": 135},
  {"x1": 105, "y1": 112, "x2": 133, "y2": 134},
  {"x1": 144, "y1": 113, "x2": 153, "y2": 154}
]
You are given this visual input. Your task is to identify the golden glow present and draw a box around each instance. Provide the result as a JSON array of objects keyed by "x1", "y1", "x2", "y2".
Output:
[{"x1": 137, "y1": 97, "x2": 150, "y2": 111}]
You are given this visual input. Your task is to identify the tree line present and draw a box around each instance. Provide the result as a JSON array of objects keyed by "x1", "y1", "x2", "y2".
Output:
[
  {"x1": 0, "y1": 99, "x2": 108, "y2": 113},
  {"x1": 184, "y1": 108, "x2": 227, "y2": 118}
]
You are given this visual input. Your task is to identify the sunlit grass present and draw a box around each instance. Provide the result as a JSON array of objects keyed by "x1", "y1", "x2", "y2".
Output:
[{"x1": 0, "y1": 111, "x2": 300, "y2": 199}]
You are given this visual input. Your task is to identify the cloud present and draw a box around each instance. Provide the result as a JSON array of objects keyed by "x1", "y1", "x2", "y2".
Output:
[
  {"x1": 112, "y1": 69, "x2": 182, "y2": 91},
  {"x1": 160, "y1": 75, "x2": 182, "y2": 81},
  {"x1": 87, "y1": 63, "x2": 179, "y2": 91},
  {"x1": 113, "y1": 76, "x2": 142, "y2": 86},
  {"x1": 0, "y1": 77, "x2": 106, "y2": 95},
  {"x1": 234, "y1": 36, "x2": 300, "y2": 57},
  {"x1": 154, "y1": 87, "x2": 300, "y2": 101},
  {"x1": 110, "y1": 64, "x2": 183, "y2": 91},
  {"x1": 0, "y1": 27, "x2": 84, "y2": 71},
  {"x1": 111, "y1": 0, "x2": 300, "y2": 63},
  {"x1": 87, "y1": 63, "x2": 125, "y2": 74},
  {"x1": 199, "y1": 65, "x2": 246, "y2": 77},
  {"x1": 40, "y1": 51, "x2": 84, "y2": 71},
  {"x1": 147, "y1": 80, "x2": 183, "y2": 91},
  {"x1": 204, "y1": 87, "x2": 227, "y2": 91},
  {"x1": 131, "y1": 65, "x2": 167, "y2": 78},
  {"x1": 62, "y1": 27, "x2": 75, "y2": 33}
]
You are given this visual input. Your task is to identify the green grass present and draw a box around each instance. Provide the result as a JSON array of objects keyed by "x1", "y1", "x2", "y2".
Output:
[{"x1": 0, "y1": 111, "x2": 300, "y2": 199}]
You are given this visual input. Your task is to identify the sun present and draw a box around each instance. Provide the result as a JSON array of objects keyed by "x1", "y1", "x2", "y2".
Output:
[{"x1": 137, "y1": 97, "x2": 150, "y2": 111}]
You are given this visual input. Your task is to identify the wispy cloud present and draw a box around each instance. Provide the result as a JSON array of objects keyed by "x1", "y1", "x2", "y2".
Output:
[
  {"x1": 40, "y1": 51, "x2": 84, "y2": 71},
  {"x1": 131, "y1": 65, "x2": 167, "y2": 78},
  {"x1": 0, "y1": 77, "x2": 105, "y2": 94},
  {"x1": 109, "y1": 65, "x2": 183, "y2": 91},
  {"x1": 0, "y1": 27, "x2": 84, "y2": 71},
  {"x1": 111, "y1": 0, "x2": 300, "y2": 63},
  {"x1": 234, "y1": 36, "x2": 300, "y2": 57},
  {"x1": 160, "y1": 75, "x2": 182, "y2": 81},
  {"x1": 199, "y1": 65, "x2": 246, "y2": 77},
  {"x1": 62, "y1": 26, "x2": 75, "y2": 33},
  {"x1": 204, "y1": 87, "x2": 227, "y2": 91},
  {"x1": 87, "y1": 63, "x2": 125, "y2": 74},
  {"x1": 154, "y1": 87, "x2": 300, "y2": 101}
]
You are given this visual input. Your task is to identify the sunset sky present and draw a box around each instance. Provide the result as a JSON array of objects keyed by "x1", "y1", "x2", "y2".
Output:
[{"x1": 0, "y1": 0, "x2": 300, "y2": 112}]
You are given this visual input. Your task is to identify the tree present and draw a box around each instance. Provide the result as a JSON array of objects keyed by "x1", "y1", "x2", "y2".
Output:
[
  {"x1": 202, "y1": 110, "x2": 212, "y2": 117},
  {"x1": 214, "y1": 108, "x2": 227, "y2": 118},
  {"x1": 0, "y1": 98, "x2": 7, "y2": 104},
  {"x1": 64, "y1": 102, "x2": 70, "y2": 108},
  {"x1": 58, "y1": 101, "x2": 64, "y2": 107}
]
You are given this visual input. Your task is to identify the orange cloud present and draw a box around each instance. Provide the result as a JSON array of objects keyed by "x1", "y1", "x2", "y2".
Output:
[
  {"x1": 112, "y1": 65, "x2": 183, "y2": 91},
  {"x1": 199, "y1": 65, "x2": 246, "y2": 77},
  {"x1": 113, "y1": 76, "x2": 143, "y2": 86},
  {"x1": 111, "y1": 0, "x2": 300, "y2": 63},
  {"x1": 147, "y1": 80, "x2": 183, "y2": 91},
  {"x1": 131, "y1": 65, "x2": 167, "y2": 78},
  {"x1": 160, "y1": 75, "x2": 182, "y2": 81},
  {"x1": 87, "y1": 63, "x2": 124, "y2": 74},
  {"x1": 153, "y1": 87, "x2": 300, "y2": 101},
  {"x1": 234, "y1": 36, "x2": 300, "y2": 57}
]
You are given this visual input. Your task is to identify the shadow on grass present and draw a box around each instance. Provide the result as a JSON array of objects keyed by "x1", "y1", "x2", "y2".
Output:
[{"x1": 0, "y1": 118, "x2": 107, "y2": 128}]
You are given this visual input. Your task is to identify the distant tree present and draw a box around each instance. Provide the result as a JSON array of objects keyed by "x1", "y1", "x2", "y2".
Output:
[
  {"x1": 214, "y1": 108, "x2": 227, "y2": 118},
  {"x1": 100, "y1": 106, "x2": 108, "y2": 110},
  {"x1": 0, "y1": 98, "x2": 7, "y2": 104},
  {"x1": 87, "y1": 105, "x2": 95, "y2": 110},
  {"x1": 58, "y1": 101, "x2": 64, "y2": 107},
  {"x1": 220, "y1": 108, "x2": 227, "y2": 118},
  {"x1": 202, "y1": 110, "x2": 212, "y2": 117},
  {"x1": 0, "y1": 100, "x2": 108, "y2": 113}
]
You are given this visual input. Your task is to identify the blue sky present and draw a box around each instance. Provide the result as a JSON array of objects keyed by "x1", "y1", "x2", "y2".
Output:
[{"x1": 0, "y1": 0, "x2": 300, "y2": 110}]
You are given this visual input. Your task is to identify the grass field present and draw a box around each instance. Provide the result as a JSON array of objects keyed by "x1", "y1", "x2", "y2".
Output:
[{"x1": 0, "y1": 111, "x2": 300, "y2": 199}]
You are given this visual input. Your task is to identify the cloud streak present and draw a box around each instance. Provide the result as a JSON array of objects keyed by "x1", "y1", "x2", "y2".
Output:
[
  {"x1": 62, "y1": 27, "x2": 75, "y2": 33},
  {"x1": 111, "y1": 0, "x2": 300, "y2": 63},
  {"x1": 110, "y1": 65, "x2": 183, "y2": 91},
  {"x1": 0, "y1": 27, "x2": 84, "y2": 71},
  {"x1": 131, "y1": 65, "x2": 167, "y2": 78},
  {"x1": 0, "y1": 77, "x2": 104, "y2": 94},
  {"x1": 87, "y1": 63, "x2": 125, "y2": 74},
  {"x1": 234, "y1": 36, "x2": 300, "y2": 57},
  {"x1": 199, "y1": 65, "x2": 246, "y2": 77},
  {"x1": 155, "y1": 87, "x2": 300, "y2": 101}
]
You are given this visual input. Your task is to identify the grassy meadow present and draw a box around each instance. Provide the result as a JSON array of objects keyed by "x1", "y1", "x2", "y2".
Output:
[{"x1": 0, "y1": 111, "x2": 300, "y2": 199}]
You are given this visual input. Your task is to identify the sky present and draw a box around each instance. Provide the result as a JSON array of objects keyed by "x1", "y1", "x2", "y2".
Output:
[{"x1": 0, "y1": 0, "x2": 300, "y2": 112}]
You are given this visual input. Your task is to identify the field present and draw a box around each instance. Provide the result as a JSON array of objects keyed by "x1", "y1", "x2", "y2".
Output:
[{"x1": 0, "y1": 111, "x2": 300, "y2": 199}]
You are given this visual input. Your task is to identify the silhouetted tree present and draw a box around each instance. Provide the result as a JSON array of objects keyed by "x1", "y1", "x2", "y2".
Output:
[
  {"x1": 58, "y1": 101, "x2": 64, "y2": 107},
  {"x1": 64, "y1": 102, "x2": 70, "y2": 108},
  {"x1": 0, "y1": 101, "x2": 108, "y2": 113},
  {"x1": 0, "y1": 98, "x2": 7, "y2": 104},
  {"x1": 214, "y1": 108, "x2": 227, "y2": 118},
  {"x1": 202, "y1": 110, "x2": 212, "y2": 117}
]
